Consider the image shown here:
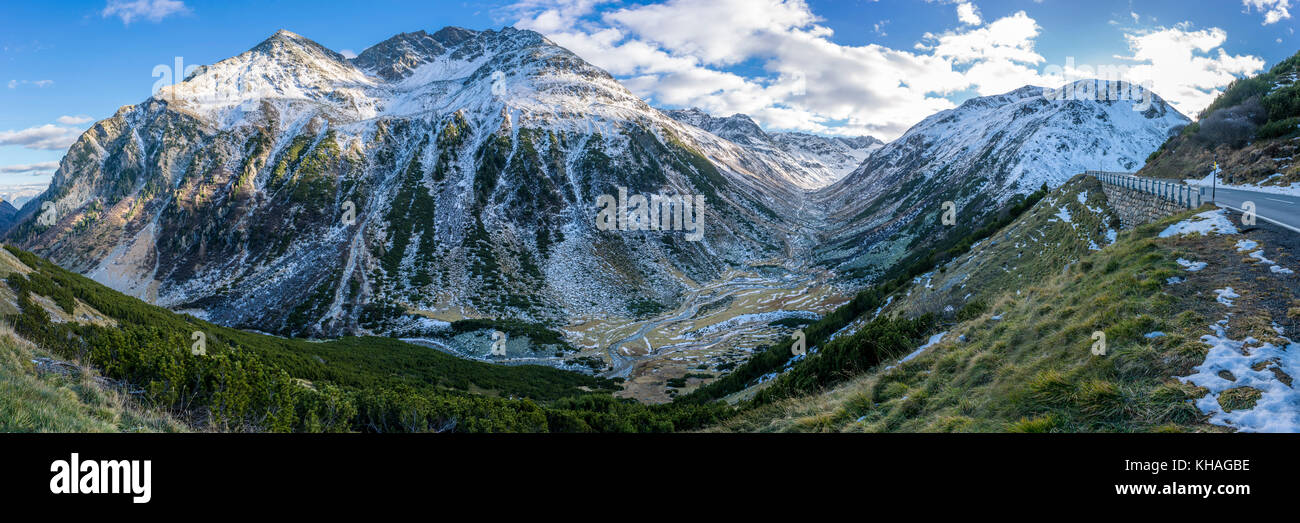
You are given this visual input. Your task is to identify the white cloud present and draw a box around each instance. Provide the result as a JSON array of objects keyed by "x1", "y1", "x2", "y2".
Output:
[
  {"x1": 7, "y1": 79, "x2": 53, "y2": 89},
  {"x1": 1117, "y1": 26, "x2": 1266, "y2": 117},
  {"x1": 339, "y1": 49, "x2": 358, "y2": 59},
  {"x1": 0, "y1": 124, "x2": 82, "y2": 151},
  {"x1": 927, "y1": 11, "x2": 1043, "y2": 66},
  {"x1": 102, "y1": 0, "x2": 190, "y2": 25},
  {"x1": 55, "y1": 115, "x2": 93, "y2": 125},
  {"x1": 0, "y1": 161, "x2": 59, "y2": 176},
  {"x1": 508, "y1": 0, "x2": 1053, "y2": 139},
  {"x1": 957, "y1": 2, "x2": 983, "y2": 26},
  {"x1": 506, "y1": 1, "x2": 1261, "y2": 137},
  {"x1": 1242, "y1": 0, "x2": 1292, "y2": 25}
]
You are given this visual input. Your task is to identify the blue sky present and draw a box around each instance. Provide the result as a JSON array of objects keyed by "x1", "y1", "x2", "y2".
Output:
[{"x1": 1, "y1": 0, "x2": 1296, "y2": 185}]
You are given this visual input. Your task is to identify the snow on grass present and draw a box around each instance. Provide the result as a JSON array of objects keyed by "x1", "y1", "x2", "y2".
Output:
[
  {"x1": 1144, "y1": 331, "x2": 1166, "y2": 338},
  {"x1": 885, "y1": 331, "x2": 948, "y2": 371},
  {"x1": 1166, "y1": 276, "x2": 1185, "y2": 284},
  {"x1": 1104, "y1": 229, "x2": 1117, "y2": 245},
  {"x1": 1245, "y1": 249, "x2": 1294, "y2": 274},
  {"x1": 1054, "y1": 206, "x2": 1075, "y2": 228},
  {"x1": 872, "y1": 295, "x2": 894, "y2": 320},
  {"x1": 901, "y1": 332, "x2": 947, "y2": 363},
  {"x1": 1077, "y1": 191, "x2": 1088, "y2": 205},
  {"x1": 1176, "y1": 258, "x2": 1207, "y2": 272},
  {"x1": 1178, "y1": 323, "x2": 1300, "y2": 433},
  {"x1": 1235, "y1": 239, "x2": 1258, "y2": 252},
  {"x1": 1214, "y1": 287, "x2": 1240, "y2": 307},
  {"x1": 1158, "y1": 209, "x2": 1239, "y2": 238},
  {"x1": 1249, "y1": 250, "x2": 1275, "y2": 264}
]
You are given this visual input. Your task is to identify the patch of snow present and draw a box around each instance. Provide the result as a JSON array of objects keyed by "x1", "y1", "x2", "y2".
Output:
[
  {"x1": 1054, "y1": 206, "x2": 1073, "y2": 224},
  {"x1": 1249, "y1": 250, "x2": 1275, "y2": 264},
  {"x1": 903, "y1": 332, "x2": 947, "y2": 363},
  {"x1": 883, "y1": 331, "x2": 948, "y2": 371},
  {"x1": 1214, "y1": 287, "x2": 1240, "y2": 307},
  {"x1": 1178, "y1": 323, "x2": 1300, "y2": 433},
  {"x1": 1235, "y1": 239, "x2": 1258, "y2": 252},
  {"x1": 1176, "y1": 258, "x2": 1207, "y2": 272},
  {"x1": 1246, "y1": 249, "x2": 1294, "y2": 274},
  {"x1": 1144, "y1": 331, "x2": 1166, "y2": 338},
  {"x1": 862, "y1": 295, "x2": 896, "y2": 323},
  {"x1": 1158, "y1": 209, "x2": 1239, "y2": 238}
]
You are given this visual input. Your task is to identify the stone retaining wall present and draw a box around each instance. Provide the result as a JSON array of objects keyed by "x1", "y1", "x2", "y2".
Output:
[{"x1": 1100, "y1": 183, "x2": 1185, "y2": 229}]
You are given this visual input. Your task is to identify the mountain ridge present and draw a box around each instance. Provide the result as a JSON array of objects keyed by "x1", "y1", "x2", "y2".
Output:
[{"x1": 7, "y1": 26, "x2": 821, "y2": 340}]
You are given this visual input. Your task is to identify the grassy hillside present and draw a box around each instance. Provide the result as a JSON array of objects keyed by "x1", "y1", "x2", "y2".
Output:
[
  {"x1": 0, "y1": 244, "x2": 730, "y2": 432},
  {"x1": 1140, "y1": 49, "x2": 1300, "y2": 186},
  {"x1": 705, "y1": 175, "x2": 1300, "y2": 432},
  {"x1": 678, "y1": 184, "x2": 1048, "y2": 406},
  {"x1": 0, "y1": 322, "x2": 186, "y2": 432}
]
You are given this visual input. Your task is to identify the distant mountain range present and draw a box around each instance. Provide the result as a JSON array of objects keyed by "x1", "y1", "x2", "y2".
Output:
[
  {"x1": 662, "y1": 108, "x2": 882, "y2": 188},
  {"x1": 7, "y1": 26, "x2": 1188, "y2": 339},
  {"x1": 0, "y1": 183, "x2": 48, "y2": 210}
]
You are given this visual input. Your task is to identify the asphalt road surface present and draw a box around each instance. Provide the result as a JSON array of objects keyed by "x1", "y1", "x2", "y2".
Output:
[{"x1": 1197, "y1": 185, "x2": 1300, "y2": 234}]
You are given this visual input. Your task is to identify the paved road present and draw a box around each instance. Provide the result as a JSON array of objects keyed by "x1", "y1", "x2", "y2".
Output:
[{"x1": 1197, "y1": 185, "x2": 1300, "y2": 234}]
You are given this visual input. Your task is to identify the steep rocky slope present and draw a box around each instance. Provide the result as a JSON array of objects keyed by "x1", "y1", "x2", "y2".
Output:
[
  {"x1": 813, "y1": 80, "x2": 1189, "y2": 279},
  {"x1": 8, "y1": 28, "x2": 817, "y2": 337}
]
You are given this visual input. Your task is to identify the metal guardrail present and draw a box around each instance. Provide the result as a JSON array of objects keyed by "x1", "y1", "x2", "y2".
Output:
[{"x1": 1084, "y1": 171, "x2": 1203, "y2": 209}]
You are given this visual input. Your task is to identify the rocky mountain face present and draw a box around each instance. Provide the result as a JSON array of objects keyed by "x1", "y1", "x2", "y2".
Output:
[
  {"x1": 663, "y1": 108, "x2": 881, "y2": 188},
  {"x1": 8, "y1": 28, "x2": 1191, "y2": 341},
  {"x1": 9, "y1": 27, "x2": 816, "y2": 337},
  {"x1": 812, "y1": 81, "x2": 1190, "y2": 277}
]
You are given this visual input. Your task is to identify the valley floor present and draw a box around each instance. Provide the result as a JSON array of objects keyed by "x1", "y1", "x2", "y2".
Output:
[{"x1": 570, "y1": 265, "x2": 848, "y2": 403}]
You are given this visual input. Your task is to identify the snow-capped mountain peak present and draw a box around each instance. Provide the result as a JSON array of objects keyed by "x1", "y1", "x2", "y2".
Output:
[
  {"x1": 815, "y1": 79, "x2": 1189, "y2": 273},
  {"x1": 663, "y1": 107, "x2": 882, "y2": 188},
  {"x1": 159, "y1": 29, "x2": 378, "y2": 127},
  {"x1": 15, "y1": 26, "x2": 818, "y2": 337}
]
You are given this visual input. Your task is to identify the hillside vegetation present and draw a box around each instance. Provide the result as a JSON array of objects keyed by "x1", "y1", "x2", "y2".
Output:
[
  {"x1": 0, "y1": 244, "x2": 732, "y2": 432},
  {"x1": 0, "y1": 323, "x2": 186, "y2": 432},
  {"x1": 1141, "y1": 49, "x2": 1300, "y2": 186},
  {"x1": 708, "y1": 175, "x2": 1299, "y2": 432}
]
